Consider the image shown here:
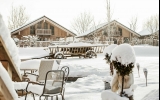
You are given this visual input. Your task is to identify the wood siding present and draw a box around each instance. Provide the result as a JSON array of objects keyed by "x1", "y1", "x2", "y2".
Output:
[{"x1": 11, "y1": 20, "x2": 68, "y2": 41}]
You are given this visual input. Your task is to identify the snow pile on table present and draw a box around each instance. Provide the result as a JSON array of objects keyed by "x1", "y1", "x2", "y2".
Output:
[{"x1": 68, "y1": 42, "x2": 92, "y2": 46}]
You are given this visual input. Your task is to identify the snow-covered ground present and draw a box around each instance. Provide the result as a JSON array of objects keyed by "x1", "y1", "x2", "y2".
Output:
[
  {"x1": 1, "y1": 13, "x2": 159, "y2": 100},
  {"x1": 18, "y1": 45, "x2": 159, "y2": 100}
]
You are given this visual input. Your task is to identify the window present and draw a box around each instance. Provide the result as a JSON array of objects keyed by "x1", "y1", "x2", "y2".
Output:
[
  {"x1": 30, "y1": 25, "x2": 35, "y2": 34},
  {"x1": 124, "y1": 37, "x2": 129, "y2": 43},
  {"x1": 37, "y1": 21, "x2": 42, "y2": 29},
  {"x1": 44, "y1": 22, "x2": 48, "y2": 29},
  {"x1": 118, "y1": 28, "x2": 122, "y2": 36},
  {"x1": 50, "y1": 25, "x2": 54, "y2": 35}
]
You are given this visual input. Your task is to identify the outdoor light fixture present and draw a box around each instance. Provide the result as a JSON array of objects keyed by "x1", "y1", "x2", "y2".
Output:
[
  {"x1": 136, "y1": 63, "x2": 140, "y2": 77},
  {"x1": 143, "y1": 68, "x2": 148, "y2": 86}
]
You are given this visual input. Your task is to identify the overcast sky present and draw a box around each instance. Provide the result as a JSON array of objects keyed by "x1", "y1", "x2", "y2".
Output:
[{"x1": 0, "y1": 0, "x2": 159, "y2": 33}]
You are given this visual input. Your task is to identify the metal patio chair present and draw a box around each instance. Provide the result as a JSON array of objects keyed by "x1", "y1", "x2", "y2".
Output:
[
  {"x1": 14, "y1": 59, "x2": 58, "y2": 96},
  {"x1": 24, "y1": 59, "x2": 59, "y2": 82},
  {"x1": 25, "y1": 66, "x2": 69, "y2": 100}
]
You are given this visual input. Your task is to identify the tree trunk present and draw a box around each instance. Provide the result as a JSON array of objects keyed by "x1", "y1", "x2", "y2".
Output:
[{"x1": 120, "y1": 75, "x2": 124, "y2": 97}]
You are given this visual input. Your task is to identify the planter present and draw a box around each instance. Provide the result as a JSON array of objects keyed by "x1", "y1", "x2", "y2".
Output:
[{"x1": 104, "y1": 82, "x2": 111, "y2": 90}]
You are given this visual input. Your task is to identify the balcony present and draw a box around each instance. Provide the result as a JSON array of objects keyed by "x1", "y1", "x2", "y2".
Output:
[
  {"x1": 112, "y1": 31, "x2": 120, "y2": 36},
  {"x1": 36, "y1": 29, "x2": 52, "y2": 35}
]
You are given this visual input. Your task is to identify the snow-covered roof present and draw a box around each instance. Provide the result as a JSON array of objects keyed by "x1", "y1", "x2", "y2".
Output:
[
  {"x1": 138, "y1": 29, "x2": 151, "y2": 36},
  {"x1": 76, "y1": 22, "x2": 107, "y2": 37},
  {"x1": 11, "y1": 15, "x2": 76, "y2": 36},
  {"x1": 76, "y1": 20, "x2": 141, "y2": 38},
  {"x1": 138, "y1": 29, "x2": 159, "y2": 36}
]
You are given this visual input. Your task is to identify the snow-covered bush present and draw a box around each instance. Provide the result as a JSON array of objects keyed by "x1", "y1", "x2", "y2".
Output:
[
  {"x1": 103, "y1": 44, "x2": 118, "y2": 63},
  {"x1": 103, "y1": 44, "x2": 118, "y2": 76},
  {"x1": 110, "y1": 44, "x2": 136, "y2": 99}
]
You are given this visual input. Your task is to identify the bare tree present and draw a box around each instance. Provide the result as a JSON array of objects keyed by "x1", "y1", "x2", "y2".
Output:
[
  {"x1": 104, "y1": 0, "x2": 114, "y2": 41},
  {"x1": 129, "y1": 16, "x2": 138, "y2": 32},
  {"x1": 8, "y1": 4, "x2": 29, "y2": 30},
  {"x1": 88, "y1": 21, "x2": 102, "y2": 43},
  {"x1": 154, "y1": 14, "x2": 159, "y2": 31},
  {"x1": 143, "y1": 14, "x2": 159, "y2": 33},
  {"x1": 71, "y1": 12, "x2": 94, "y2": 35}
]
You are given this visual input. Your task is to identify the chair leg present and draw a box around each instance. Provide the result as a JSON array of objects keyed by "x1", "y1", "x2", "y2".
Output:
[
  {"x1": 32, "y1": 93, "x2": 35, "y2": 100},
  {"x1": 46, "y1": 96, "x2": 48, "y2": 100},
  {"x1": 63, "y1": 88, "x2": 65, "y2": 98},
  {"x1": 61, "y1": 94, "x2": 64, "y2": 100},
  {"x1": 51, "y1": 96, "x2": 53, "y2": 100},
  {"x1": 25, "y1": 92, "x2": 28, "y2": 100},
  {"x1": 44, "y1": 96, "x2": 48, "y2": 100},
  {"x1": 56, "y1": 96, "x2": 58, "y2": 100},
  {"x1": 39, "y1": 96, "x2": 42, "y2": 100}
]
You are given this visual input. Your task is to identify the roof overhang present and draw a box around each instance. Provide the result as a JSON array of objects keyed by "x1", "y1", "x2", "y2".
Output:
[
  {"x1": 11, "y1": 16, "x2": 76, "y2": 37},
  {"x1": 76, "y1": 20, "x2": 141, "y2": 38}
]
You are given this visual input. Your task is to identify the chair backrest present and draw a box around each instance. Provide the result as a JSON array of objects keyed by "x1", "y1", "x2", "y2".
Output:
[
  {"x1": 38, "y1": 59, "x2": 57, "y2": 82},
  {"x1": 61, "y1": 66, "x2": 69, "y2": 82},
  {"x1": 42, "y1": 70, "x2": 65, "y2": 94}
]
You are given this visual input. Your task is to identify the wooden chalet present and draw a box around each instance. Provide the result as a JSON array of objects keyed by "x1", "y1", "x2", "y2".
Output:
[
  {"x1": 11, "y1": 16, "x2": 76, "y2": 41},
  {"x1": 138, "y1": 29, "x2": 159, "y2": 46},
  {"x1": 76, "y1": 20, "x2": 141, "y2": 44}
]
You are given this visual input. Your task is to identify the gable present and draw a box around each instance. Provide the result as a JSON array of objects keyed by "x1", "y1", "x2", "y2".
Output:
[
  {"x1": 11, "y1": 16, "x2": 76, "y2": 36},
  {"x1": 76, "y1": 20, "x2": 141, "y2": 38}
]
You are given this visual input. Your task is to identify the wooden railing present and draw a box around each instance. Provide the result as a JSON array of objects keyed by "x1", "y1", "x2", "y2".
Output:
[
  {"x1": 112, "y1": 32, "x2": 120, "y2": 36},
  {"x1": 36, "y1": 29, "x2": 52, "y2": 35}
]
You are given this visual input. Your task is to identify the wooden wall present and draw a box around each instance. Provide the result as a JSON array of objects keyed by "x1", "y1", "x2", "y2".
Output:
[{"x1": 11, "y1": 20, "x2": 68, "y2": 41}]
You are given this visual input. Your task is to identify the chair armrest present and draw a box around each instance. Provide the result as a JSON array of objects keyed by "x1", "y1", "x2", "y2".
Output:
[
  {"x1": 25, "y1": 72, "x2": 39, "y2": 77},
  {"x1": 28, "y1": 81, "x2": 44, "y2": 85},
  {"x1": 24, "y1": 72, "x2": 39, "y2": 81},
  {"x1": 22, "y1": 76, "x2": 30, "y2": 82},
  {"x1": 25, "y1": 81, "x2": 44, "y2": 92}
]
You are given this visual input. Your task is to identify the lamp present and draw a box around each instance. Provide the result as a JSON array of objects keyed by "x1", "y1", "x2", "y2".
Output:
[
  {"x1": 136, "y1": 63, "x2": 140, "y2": 77},
  {"x1": 143, "y1": 68, "x2": 148, "y2": 86}
]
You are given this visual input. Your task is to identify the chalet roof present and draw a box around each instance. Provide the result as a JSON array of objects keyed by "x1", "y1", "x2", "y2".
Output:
[
  {"x1": 11, "y1": 15, "x2": 77, "y2": 36},
  {"x1": 76, "y1": 20, "x2": 141, "y2": 38},
  {"x1": 138, "y1": 29, "x2": 159, "y2": 36},
  {"x1": 138, "y1": 29, "x2": 151, "y2": 36}
]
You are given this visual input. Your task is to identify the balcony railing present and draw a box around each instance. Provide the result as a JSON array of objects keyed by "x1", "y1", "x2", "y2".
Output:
[
  {"x1": 36, "y1": 29, "x2": 52, "y2": 35},
  {"x1": 112, "y1": 31, "x2": 120, "y2": 36}
]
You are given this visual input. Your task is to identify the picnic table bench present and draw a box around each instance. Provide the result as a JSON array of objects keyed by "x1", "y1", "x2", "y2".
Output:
[{"x1": 48, "y1": 43, "x2": 108, "y2": 59}]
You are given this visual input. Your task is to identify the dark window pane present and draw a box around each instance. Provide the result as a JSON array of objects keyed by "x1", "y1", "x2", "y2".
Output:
[
  {"x1": 30, "y1": 25, "x2": 35, "y2": 34},
  {"x1": 50, "y1": 25, "x2": 54, "y2": 35},
  {"x1": 44, "y1": 22, "x2": 48, "y2": 29},
  {"x1": 118, "y1": 28, "x2": 122, "y2": 36},
  {"x1": 37, "y1": 21, "x2": 42, "y2": 29}
]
